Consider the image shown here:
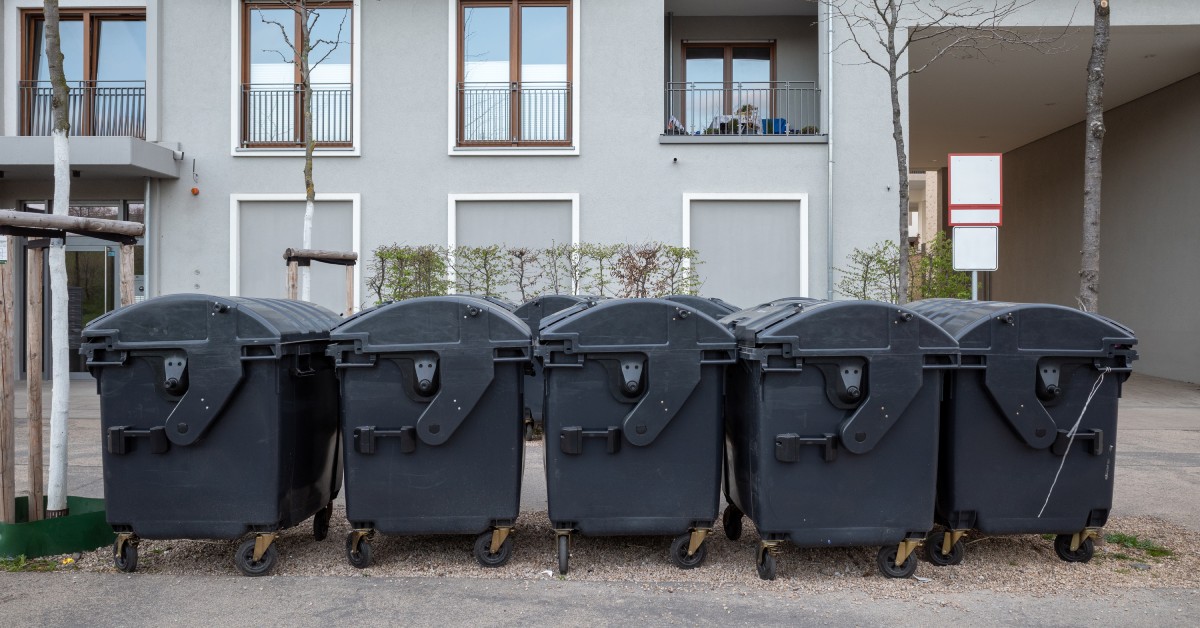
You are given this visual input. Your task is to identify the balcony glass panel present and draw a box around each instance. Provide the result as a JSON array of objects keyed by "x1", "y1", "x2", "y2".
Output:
[{"x1": 96, "y1": 20, "x2": 146, "y2": 83}]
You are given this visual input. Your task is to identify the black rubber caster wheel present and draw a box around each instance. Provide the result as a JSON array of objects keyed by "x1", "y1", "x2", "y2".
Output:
[
  {"x1": 524, "y1": 422, "x2": 535, "y2": 442},
  {"x1": 346, "y1": 533, "x2": 373, "y2": 569},
  {"x1": 234, "y1": 538, "x2": 278, "y2": 577},
  {"x1": 557, "y1": 535, "x2": 570, "y2": 575},
  {"x1": 474, "y1": 531, "x2": 514, "y2": 568},
  {"x1": 756, "y1": 547, "x2": 777, "y2": 581},
  {"x1": 722, "y1": 505, "x2": 743, "y2": 542},
  {"x1": 113, "y1": 539, "x2": 138, "y2": 573},
  {"x1": 669, "y1": 533, "x2": 707, "y2": 569},
  {"x1": 313, "y1": 503, "x2": 333, "y2": 542},
  {"x1": 923, "y1": 530, "x2": 965, "y2": 567},
  {"x1": 1054, "y1": 534, "x2": 1095, "y2": 563},
  {"x1": 877, "y1": 546, "x2": 917, "y2": 579}
]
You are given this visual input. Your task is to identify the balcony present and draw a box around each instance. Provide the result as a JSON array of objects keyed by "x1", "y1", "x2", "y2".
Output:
[
  {"x1": 457, "y1": 82, "x2": 572, "y2": 147},
  {"x1": 19, "y1": 80, "x2": 146, "y2": 139},
  {"x1": 240, "y1": 83, "x2": 353, "y2": 148},
  {"x1": 664, "y1": 81, "x2": 820, "y2": 139}
]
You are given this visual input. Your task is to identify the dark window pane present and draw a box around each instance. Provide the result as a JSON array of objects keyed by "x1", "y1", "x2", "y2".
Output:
[
  {"x1": 126, "y1": 202, "x2": 145, "y2": 224},
  {"x1": 732, "y1": 47, "x2": 771, "y2": 61},
  {"x1": 685, "y1": 47, "x2": 723, "y2": 60},
  {"x1": 69, "y1": 205, "x2": 120, "y2": 220}
]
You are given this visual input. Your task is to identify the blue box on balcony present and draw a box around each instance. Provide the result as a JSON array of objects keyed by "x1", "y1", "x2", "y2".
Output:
[{"x1": 761, "y1": 118, "x2": 787, "y2": 135}]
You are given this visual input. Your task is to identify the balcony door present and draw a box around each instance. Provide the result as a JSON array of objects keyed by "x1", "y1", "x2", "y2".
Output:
[
  {"x1": 21, "y1": 9, "x2": 146, "y2": 137},
  {"x1": 458, "y1": 0, "x2": 571, "y2": 146},
  {"x1": 241, "y1": 2, "x2": 353, "y2": 147},
  {"x1": 681, "y1": 43, "x2": 774, "y2": 134}
]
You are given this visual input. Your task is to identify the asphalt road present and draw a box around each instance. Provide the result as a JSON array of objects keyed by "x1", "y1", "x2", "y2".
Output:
[{"x1": 1, "y1": 573, "x2": 1197, "y2": 627}]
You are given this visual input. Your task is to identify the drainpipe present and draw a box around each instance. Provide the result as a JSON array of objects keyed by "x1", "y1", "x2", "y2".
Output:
[
  {"x1": 665, "y1": 12, "x2": 673, "y2": 128},
  {"x1": 826, "y1": 11, "x2": 835, "y2": 300},
  {"x1": 143, "y1": 176, "x2": 152, "y2": 298}
]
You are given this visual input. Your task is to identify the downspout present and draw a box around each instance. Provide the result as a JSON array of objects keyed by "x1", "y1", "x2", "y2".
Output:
[
  {"x1": 143, "y1": 176, "x2": 153, "y2": 298},
  {"x1": 665, "y1": 12, "x2": 673, "y2": 128},
  {"x1": 826, "y1": 12, "x2": 835, "y2": 299}
]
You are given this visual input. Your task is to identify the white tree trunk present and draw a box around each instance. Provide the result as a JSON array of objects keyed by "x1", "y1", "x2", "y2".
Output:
[
  {"x1": 48, "y1": 128, "x2": 70, "y2": 514},
  {"x1": 300, "y1": 198, "x2": 314, "y2": 301}
]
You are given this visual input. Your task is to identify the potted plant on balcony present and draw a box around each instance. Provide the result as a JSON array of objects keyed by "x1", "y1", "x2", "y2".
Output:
[{"x1": 734, "y1": 104, "x2": 759, "y2": 135}]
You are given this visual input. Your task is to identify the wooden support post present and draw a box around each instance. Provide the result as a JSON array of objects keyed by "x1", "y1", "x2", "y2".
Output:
[
  {"x1": 119, "y1": 243, "x2": 135, "y2": 307},
  {"x1": 287, "y1": 260, "x2": 299, "y2": 300},
  {"x1": 0, "y1": 236, "x2": 16, "y2": 524},
  {"x1": 26, "y1": 247, "x2": 44, "y2": 522},
  {"x1": 345, "y1": 264, "x2": 355, "y2": 317}
]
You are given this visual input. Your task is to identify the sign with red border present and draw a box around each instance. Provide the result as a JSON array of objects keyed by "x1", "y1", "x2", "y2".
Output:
[{"x1": 948, "y1": 153, "x2": 1002, "y2": 226}]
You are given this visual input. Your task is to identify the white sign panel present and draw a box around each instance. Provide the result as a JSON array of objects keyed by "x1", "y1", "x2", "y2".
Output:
[
  {"x1": 0, "y1": 236, "x2": 7, "y2": 264},
  {"x1": 949, "y1": 154, "x2": 1002, "y2": 206},
  {"x1": 952, "y1": 227, "x2": 999, "y2": 271},
  {"x1": 948, "y1": 207, "x2": 1002, "y2": 226}
]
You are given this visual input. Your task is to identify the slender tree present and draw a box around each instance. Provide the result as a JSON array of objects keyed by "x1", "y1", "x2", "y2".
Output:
[
  {"x1": 823, "y1": 0, "x2": 1061, "y2": 303},
  {"x1": 43, "y1": 0, "x2": 71, "y2": 517},
  {"x1": 256, "y1": 2, "x2": 348, "y2": 301},
  {"x1": 1078, "y1": 0, "x2": 1109, "y2": 312}
]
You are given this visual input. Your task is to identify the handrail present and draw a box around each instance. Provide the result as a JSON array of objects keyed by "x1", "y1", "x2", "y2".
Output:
[{"x1": 18, "y1": 80, "x2": 146, "y2": 139}]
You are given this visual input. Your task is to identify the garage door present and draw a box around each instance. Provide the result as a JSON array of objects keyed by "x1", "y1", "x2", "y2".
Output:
[{"x1": 688, "y1": 199, "x2": 806, "y2": 308}]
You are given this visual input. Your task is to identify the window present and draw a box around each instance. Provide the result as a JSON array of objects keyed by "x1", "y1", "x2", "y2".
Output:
[
  {"x1": 681, "y1": 43, "x2": 775, "y2": 135},
  {"x1": 19, "y1": 9, "x2": 146, "y2": 138},
  {"x1": 457, "y1": 0, "x2": 571, "y2": 147},
  {"x1": 240, "y1": 1, "x2": 352, "y2": 148}
]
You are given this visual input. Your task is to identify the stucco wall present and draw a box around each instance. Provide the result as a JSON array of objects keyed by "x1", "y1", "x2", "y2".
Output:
[
  {"x1": 148, "y1": 0, "x2": 853, "y2": 305},
  {"x1": 995, "y1": 73, "x2": 1200, "y2": 382}
]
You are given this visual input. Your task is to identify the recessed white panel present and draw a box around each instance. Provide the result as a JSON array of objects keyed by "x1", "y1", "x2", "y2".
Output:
[
  {"x1": 949, "y1": 155, "x2": 1002, "y2": 206},
  {"x1": 952, "y1": 226, "x2": 999, "y2": 271}
]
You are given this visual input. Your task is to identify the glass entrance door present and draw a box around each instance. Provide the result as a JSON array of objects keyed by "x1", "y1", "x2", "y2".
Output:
[
  {"x1": 65, "y1": 245, "x2": 117, "y2": 372},
  {"x1": 20, "y1": 201, "x2": 146, "y2": 378}
]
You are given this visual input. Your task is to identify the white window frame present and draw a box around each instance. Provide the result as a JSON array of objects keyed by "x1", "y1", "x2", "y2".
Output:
[
  {"x1": 446, "y1": 0, "x2": 581, "y2": 156},
  {"x1": 446, "y1": 192, "x2": 581, "y2": 290},
  {"x1": 229, "y1": 0, "x2": 363, "y2": 157},
  {"x1": 682, "y1": 192, "x2": 810, "y2": 297},
  {"x1": 3, "y1": 0, "x2": 149, "y2": 136},
  {"x1": 228, "y1": 192, "x2": 362, "y2": 308}
]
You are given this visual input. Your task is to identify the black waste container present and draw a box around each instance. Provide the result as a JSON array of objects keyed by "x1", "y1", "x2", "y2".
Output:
[
  {"x1": 721, "y1": 299, "x2": 958, "y2": 579},
  {"x1": 328, "y1": 296, "x2": 532, "y2": 568},
  {"x1": 663, "y1": 295, "x2": 740, "y2": 320},
  {"x1": 514, "y1": 294, "x2": 606, "y2": 440},
  {"x1": 81, "y1": 294, "x2": 342, "y2": 577},
  {"x1": 538, "y1": 298, "x2": 737, "y2": 574},
  {"x1": 906, "y1": 299, "x2": 1137, "y2": 566}
]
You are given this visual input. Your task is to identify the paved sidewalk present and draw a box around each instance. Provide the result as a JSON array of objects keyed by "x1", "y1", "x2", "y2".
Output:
[{"x1": 11, "y1": 373, "x2": 1198, "y2": 529}]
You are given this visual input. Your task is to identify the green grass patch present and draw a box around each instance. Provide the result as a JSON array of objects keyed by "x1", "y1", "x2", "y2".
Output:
[
  {"x1": 0, "y1": 555, "x2": 58, "y2": 572},
  {"x1": 1041, "y1": 534, "x2": 1056, "y2": 541},
  {"x1": 1111, "y1": 552, "x2": 1132, "y2": 560},
  {"x1": 1105, "y1": 533, "x2": 1173, "y2": 558}
]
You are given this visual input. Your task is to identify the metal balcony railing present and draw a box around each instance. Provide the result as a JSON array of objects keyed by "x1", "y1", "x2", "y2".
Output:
[
  {"x1": 458, "y1": 82, "x2": 571, "y2": 146},
  {"x1": 19, "y1": 80, "x2": 146, "y2": 138},
  {"x1": 241, "y1": 83, "x2": 352, "y2": 147},
  {"x1": 665, "y1": 81, "x2": 821, "y2": 137}
]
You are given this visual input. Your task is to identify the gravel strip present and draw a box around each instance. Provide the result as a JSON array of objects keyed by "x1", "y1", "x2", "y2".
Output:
[{"x1": 64, "y1": 509, "x2": 1199, "y2": 599}]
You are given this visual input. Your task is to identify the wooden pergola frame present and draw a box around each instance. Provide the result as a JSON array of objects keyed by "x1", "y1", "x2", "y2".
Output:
[
  {"x1": 0, "y1": 209, "x2": 144, "y2": 523},
  {"x1": 283, "y1": 247, "x2": 357, "y2": 316}
]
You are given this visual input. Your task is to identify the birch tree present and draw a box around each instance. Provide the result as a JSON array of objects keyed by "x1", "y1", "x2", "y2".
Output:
[
  {"x1": 823, "y1": 0, "x2": 1061, "y2": 303},
  {"x1": 43, "y1": 0, "x2": 71, "y2": 517},
  {"x1": 1077, "y1": 0, "x2": 1109, "y2": 313},
  {"x1": 255, "y1": 2, "x2": 348, "y2": 301}
]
